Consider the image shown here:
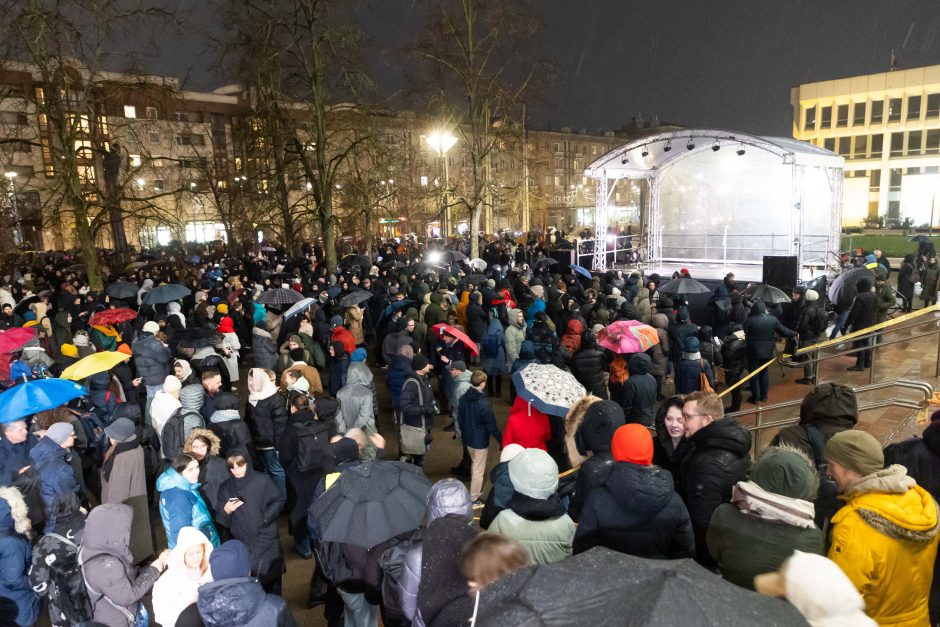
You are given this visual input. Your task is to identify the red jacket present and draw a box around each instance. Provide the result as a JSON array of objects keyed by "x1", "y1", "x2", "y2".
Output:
[
  {"x1": 503, "y1": 395, "x2": 551, "y2": 450},
  {"x1": 332, "y1": 326, "x2": 357, "y2": 355}
]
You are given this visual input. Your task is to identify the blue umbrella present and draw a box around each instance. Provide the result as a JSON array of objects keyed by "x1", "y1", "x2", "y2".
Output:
[
  {"x1": 0, "y1": 379, "x2": 87, "y2": 423},
  {"x1": 379, "y1": 299, "x2": 415, "y2": 322},
  {"x1": 570, "y1": 264, "x2": 592, "y2": 280}
]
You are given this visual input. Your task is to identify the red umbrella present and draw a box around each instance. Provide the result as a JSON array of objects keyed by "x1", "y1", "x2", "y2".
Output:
[
  {"x1": 0, "y1": 327, "x2": 36, "y2": 354},
  {"x1": 227, "y1": 288, "x2": 245, "y2": 304},
  {"x1": 91, "y1": 307, "x2": 138, "y2": 325},
  {"x1": 430, "y1": 323, "x2": 479, "y2": 356}
]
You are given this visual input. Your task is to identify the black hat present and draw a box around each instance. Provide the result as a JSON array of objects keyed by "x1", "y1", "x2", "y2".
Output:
[{"x1": 411, "y1": 354, "x2": 430, "y2": 371}]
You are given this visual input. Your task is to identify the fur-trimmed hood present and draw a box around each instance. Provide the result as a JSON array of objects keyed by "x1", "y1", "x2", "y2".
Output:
[
  {"x1": 0, "y1": 486, "x2": 29, "y2": 535},
  {"x1": 184, "y1": 428, "x2": 221, "y2": 456},
  {"x1": 841, "y1": 465, "x2": 940, "y2": 544},
  {"x1": 564, "y1": 395, "x2": 601, "y2": 468}
]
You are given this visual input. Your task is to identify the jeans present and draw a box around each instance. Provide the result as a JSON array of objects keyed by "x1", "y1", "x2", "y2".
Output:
[
  {"x1": 829, "y1": 309, "x2": 850, "y2": 339},
  {"x1": 748, "y1": 359, "x2": 769, "y2": 401},
  {"x1": 260, "y1": 449, "x2": 287, "y2": 497},
  {"x1": 337, "y1": 588, "x2": 378, "y2": 627},
  {"x1": 854, "y1": 337, "x2": 873, "y2": 368},
  {"x1": 294, "y1": 525, "x2": 312, "y2": 557}
]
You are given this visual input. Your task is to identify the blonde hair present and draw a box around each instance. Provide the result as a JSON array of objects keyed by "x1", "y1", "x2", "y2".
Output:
[
  {"x1": 683, "y1": 391, "x2": 724, "y2": 420},
  {"x1": 460, "y1": 533, "x2": 529, "y2": 589}
]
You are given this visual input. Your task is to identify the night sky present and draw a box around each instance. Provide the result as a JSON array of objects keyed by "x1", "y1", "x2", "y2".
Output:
[{"x1": 149, "y1": 0, "x2": 940, "y2": 137}]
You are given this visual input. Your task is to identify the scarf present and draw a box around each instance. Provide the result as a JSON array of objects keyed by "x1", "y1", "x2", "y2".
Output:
[
  {"x1": 92, "y1": 324, "x2": 121, "y2": 339},
  {"x1": 844, "y1": 464, "x2": 915, "y2": 496},
  {"x1": 102, "y1": 437, "x2": 140, "y2": 483},
  {"x1": 247, "y1": 367, "x2": 278, "y2": 406},
  {"x1": 731, "y1": 480, "x2": 816, "y2": 529},
  {"x1": 508, "y1": 491, "x2": 567, "y2": 521}
]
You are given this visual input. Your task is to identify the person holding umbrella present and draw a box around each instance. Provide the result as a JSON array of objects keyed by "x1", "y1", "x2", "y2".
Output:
[{"x1": 743, "y1": 301, "x2": 797, "y2": 404}]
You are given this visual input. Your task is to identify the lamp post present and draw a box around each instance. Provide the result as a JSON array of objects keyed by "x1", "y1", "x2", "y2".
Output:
[
  {"x1": 426, "y1": 131, "x2": 457, "y2": 237},
  {"x1": 4, "y1": 172, "x2": 21, "y2": 246}
]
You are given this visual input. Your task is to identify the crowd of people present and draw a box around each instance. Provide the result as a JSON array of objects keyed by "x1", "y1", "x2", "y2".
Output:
[{"x1": 0, "y1": 237, "x2": 937, "y2": 626}]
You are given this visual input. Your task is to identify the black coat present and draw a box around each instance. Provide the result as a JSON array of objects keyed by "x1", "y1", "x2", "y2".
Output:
[
  {"x1": 675, "y1": 418, "x2": 751, "y2": 566},
  {"x1": 216, "y1": 458, "x2": 287, "y2": 586},
  {"x1": 845, "y1": 290, "x2": 879, "y2": 332},
  {"x1": 620, "y1": 353, "x2": 656, "y2": 426},
  {"x1": 131, "y1": 332, "x2": 172, "y2": 385},
  {"x1": 742, "y1": 302, "x2": 795, "y2": 361},
  {"x1": 570, "y1": 340, "x2": 608, "y2": 399},
  {"x1": 465, "y1": 302, "x2": 488, "y2": 342},
  {"x1": 400, "y1": 374, "x2": 435, "y2": 429},
  {"x1": 721, "y1": 334, "x2": 747, "y2": 373},
  {"x1": 196, "y1": 577, "x2": 297, "y2": 627},
  {"x1": 277, "y1": 410, "x2": 334, "y2": 532},
  {"x1": 418, "y1": 515, "x2": 477, "y2": 627},
  {"x1": 245, "y1": 393, "x2": 289, "y2": 449},
  {"x1": 573, "y1": 461, "x2": 694, "y2": 559},
  {"x1": 568, "y1": 453, "x2": 616, "y2": 523}
]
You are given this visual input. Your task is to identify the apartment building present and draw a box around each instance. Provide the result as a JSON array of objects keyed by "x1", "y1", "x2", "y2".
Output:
[{"x1": 792, "y1": 64, "x2": 940, "y2": 227}]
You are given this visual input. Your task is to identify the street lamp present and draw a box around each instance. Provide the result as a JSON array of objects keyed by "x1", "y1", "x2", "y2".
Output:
[
  {"x1": 4, "y1": 172, "x2": 21, "y2": 246},
  {"x1": 426, "y1": 130, "x2": 458, "y2": 236}
]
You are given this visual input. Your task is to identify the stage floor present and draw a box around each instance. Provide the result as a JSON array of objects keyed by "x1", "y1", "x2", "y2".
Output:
[{"x1": 606, "y1": 260, "x2": 830, "y2": 285}]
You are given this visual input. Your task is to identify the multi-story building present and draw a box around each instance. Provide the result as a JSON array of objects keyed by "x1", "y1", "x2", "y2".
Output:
[{"x1": 792, "y1": 64, "x2": 940, "y2": 227}]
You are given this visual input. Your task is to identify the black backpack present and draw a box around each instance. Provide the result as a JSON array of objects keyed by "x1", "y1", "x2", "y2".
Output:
[
  {"x1": 292, "y1": 422, "x2": 331, "y2": 473},
  {"x1": 44, "y1": 533, "x2": 94, "y2": 623},
  {"x1": 160, "y1": 408, "x2": 186, "y2": 461},
  {"x1": 377, "y1": 530, "x2": 421, "y2": 623}
]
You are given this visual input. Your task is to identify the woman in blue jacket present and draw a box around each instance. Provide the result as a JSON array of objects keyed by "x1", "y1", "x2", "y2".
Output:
[
  {"x1": 156, "y1": 453, "x2": 220, "y2": 549},
  {"x1": 0, "y1": 486, "x2": 38, "y2": 626}
]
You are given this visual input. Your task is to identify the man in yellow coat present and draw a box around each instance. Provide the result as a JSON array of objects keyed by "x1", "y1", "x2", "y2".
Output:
[{"x1": 826, "y1": 430, "x2": 939, "y2": 627}]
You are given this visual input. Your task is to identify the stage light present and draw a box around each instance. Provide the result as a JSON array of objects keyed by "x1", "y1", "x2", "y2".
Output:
[
  {"x1": 663, "y1": 140, "x2": 672, "y2": 153},
  {"x1": 737, "y1": 143, "x2": 746, "y2": 156},
  {"x1": 641, "y1": 145, "x2": 649, "y2": 157},
  {"x1": 686, "y1": 138, "x2": 695, "y2": 151},
  {"x1": 711, "y1": 140, "x2": 720, "y2": 152}
]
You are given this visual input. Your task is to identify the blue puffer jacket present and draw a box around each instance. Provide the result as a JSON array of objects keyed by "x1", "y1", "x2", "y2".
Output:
[
  {"x1": 28, "y1": 437, "x2": 78, "y2": 532},
  {"x1": 131, "y1": 332, "x2": 172, "y2": 385},
  {"x1": 156, "y1": 468, "x2": 220, "y2": 549},
  {"x1": 87, "y1": 371, "x2": 117, "y2": 424},
  {"x1": 0, "y1": 434, "x2": 37, "y2": 486},
  {"x1": 0, "y1": 486, "x2": 39, "y2": 626},
  {"x1": 386, "y1": 354, "x2": 413, "y2": 409}
]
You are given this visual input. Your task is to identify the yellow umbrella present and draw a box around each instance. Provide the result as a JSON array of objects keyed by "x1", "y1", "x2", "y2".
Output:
[{"x1": 60, "y1": 351, "x2": 130, "y2": 381}]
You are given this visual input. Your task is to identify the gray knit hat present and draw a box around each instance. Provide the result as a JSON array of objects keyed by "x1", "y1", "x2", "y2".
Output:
[
  {"x1": 508, "y1": 448, "x2": 559, "y2": 499},
  {"x1": 46, "y1": 422, "x2": 74, "y2": 446}
]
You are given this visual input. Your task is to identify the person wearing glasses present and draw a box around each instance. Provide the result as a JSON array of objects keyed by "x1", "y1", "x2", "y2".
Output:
[{"x1": 674, "y1": 391, "x2": 751, "y2": 569}]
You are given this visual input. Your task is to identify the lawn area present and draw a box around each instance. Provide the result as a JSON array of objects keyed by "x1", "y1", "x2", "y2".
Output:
[{"x1": 840, "y1": 233, "x2": 936, "y2": 258}]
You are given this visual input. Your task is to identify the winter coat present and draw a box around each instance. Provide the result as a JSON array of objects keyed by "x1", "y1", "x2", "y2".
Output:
[
  {"x1": 829, "y1": 467, "x2": 939, "y2": 627},
  {"x1": 450, "y1": 369, "x2": 473, "y2": 421},
  {"x1": 196, "y1": 577, "x2": 297, "y2": 627},
  {"x1": 28, "y1": 509, "x2": 85, "y2": 627},
  {"x1": 770, "y1": 382, "x2": 858, "y2": 462},
  {"x1": 100, "y1": 439, "x2": 153, "y2": 564},
  {"x1": 620, "y1": 353, "x2": 656, "y2": 426},
  {"x1": 0, "y1": 433, "x2": 36, "y2": 487},
  {"x1": 922, "y1": 262, "x2": 940, "y2": 299},
  {"x1": 151, "y1": 526, "x2": 214, "y2": 627},
  {"x1": 251, "y1": 327, "x2": 277, "y2": 370},
  {"x1": 573, "y1": 462, "x2": 694, "y2": 559},
  {"x1": 570, "y1": 335, "x2": 608, "y2": 399},
  {"x1": 465, "y1": 301, "x2": 488, "y2": 342},
  {"x1": 277, "y1": 410, "x2": 334, "y2": 534},
  {"x1": 457, "y1": 387, "x2": 502, "y2": 450},
  {"x1": 131, "y1": 332, "x2": 172, "y2": 385},
  {"x1": 216, "y1": 458, "x2": 286, "y2": 588},
  {"x1": 386, "y1": 354, "x2": 413, "y2": 410},
  {"x1": 183, "y1": 429, "x2": 229, "y2": 514},
  {"x1": 721, "y1": 331, "x2": 747, "y2": 373},
  {"x1": 28, "y1": 437, "x2": 78, "y2": 532},
  {"x1": 345, "y1": 306, "x2": 365, "y2": 345},
  {"x1": 489, "y1": 493, "x2": 576, "y2": 565},
  {"x1": 245, "y1": 391, "x2": 288, "y2": 450},
  {"x1": 503, "y1": 395, "x2": 551, "y2": 451},
  {"x1": 632, "y1": 287, "x2": 652, "y2": 324},
  {"x1": 400, "y1": 373, "x2": 435, "y2": 429},
  {"x1": 208, "y1": 409, "x2": 253, "y2": 458},
  {"x1": 219, "y1": 332, "x2": 241, "y2": 382},
  {"x1": 504, "y1": 309, "x2": 527, "y2": 367},
  {"x1": 845, "y1": 288, "x2": 879, "y2": 333},
  {"x1": 79, "y1": 503, "x2": 161, "y2": 627},
  {"x1": 157, "y1": 468, "x2": 220, "y2": 549},
  {"x1": 648, "y1": 314, "x2": 671, "y2": 377},
  {"x1": 676, "y1": 355, "x2": 715, "y2": 394},
  {"x1": 416, "y1": 515, "x2": 477, "y2": 627},
  {"x1": 742, "y1": 301, "x2": 796, "y2": 361},
  {"x1": 558, "y1": 319, "x2": 584, "y2": 355},
  {"x1": 336, "y1": 364, "x2": 377, "y2": 436},
  {"x1": 898, "y1": 261, "x2": 917, "y2": 299},
  {"x1": 675, "y1": 418, "x2": 752, "y2": 565},
  {"x1": 0, "y1": 487, "x2": 37, "y2": 627},
  {"x1": 480, "y1": 317, "x2": 508, "y2": 375},
  {"x1": 480, "y1": 461, "x2": 514, "y2": 529}
]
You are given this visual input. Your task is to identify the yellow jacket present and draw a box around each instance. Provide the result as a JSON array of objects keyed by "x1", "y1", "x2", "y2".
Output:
[
  {"x1": 456, "y1": 291, "x2": 470, "y2": 327},
  {"x1": 829, "y1": 467, "x2": 939, "y2": 627}
]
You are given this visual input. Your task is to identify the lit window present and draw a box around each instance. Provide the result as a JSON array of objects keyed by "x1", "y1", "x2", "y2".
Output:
[
  {"x1": 146, "y1": 106, "x2": 158, "y2": 120},
  {"x1": 129, "y1": 154, "x2": 141, "y2": 167},
  {"x1": 153, "y1": 179, "x2": 165, "y2": 190},
  {"x1": 123, "y1": 105, "x2": 137, "y2": 118},
  {"x1": 420, "y1": 175, "x2": 428, "y2": 187}
]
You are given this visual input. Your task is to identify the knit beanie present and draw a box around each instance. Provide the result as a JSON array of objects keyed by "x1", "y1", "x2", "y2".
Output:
[
  {"x1": 116, "y1": 343, "x2": 132, "y2": 356},
  {"x1": 60, "y1": 343, "x2": 78, "y2": 358},
  {"x1": 209, "y1": 540, "x2": 251, "y2": 580},
  {"x1": 751, "y1": 447, "x2": 818, "y2": 501},
  {"x1": 217, "y1": 303, "x2": 229, "y2": 314},
  {"x1": 142, "y1": 321, "x2": 160, "y2": 334},
  {"x1": 163, "y1": 374, "x2": 182, "y2": 393},
  {"x1": 824, "y1": 430, "x2": 884, "y2": 477},
  {"x1": 350, "y1": 348, "x2": 367, "y2": 363},
  {"x1": 500, "y1": 442, "x2": 525, "y2": 463},
  {"x1": 330, "y1": 315, "x2": 343, "y2": 328},
  {"x1": 411, "y1": 354, "x2": 430, "y2": 372},
  {"x1": 611, "y1": 424, "x2": 654, "y2": 465},
  {"x1": 73, "y1": 332, "x2": 89, "y2": 347},
  {"x1": 805, "y1": 289, "x2": 819, "y2": 302},
  {"x1": 508, "y1": 448, "x2": 559, "y2": 500},
  {"x1": 46, "y1": 422, "x2": 74, "y2": 446}
]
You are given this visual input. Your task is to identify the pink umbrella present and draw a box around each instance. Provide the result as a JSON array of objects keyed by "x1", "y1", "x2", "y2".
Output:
[
  {"x1": 598, "y1": 320, "x2": 660, "y2": 354},
  {"x1": 431, "y1": 323, "x2": 479, "y2": 356}
]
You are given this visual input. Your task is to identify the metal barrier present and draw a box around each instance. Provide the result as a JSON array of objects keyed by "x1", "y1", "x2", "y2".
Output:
[{"x1": 726, "y1": 379, "x2": 933, "y2": 455}]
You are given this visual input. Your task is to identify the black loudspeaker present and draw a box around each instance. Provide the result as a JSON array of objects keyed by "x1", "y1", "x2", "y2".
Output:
[{"x1": 762, "y1": 256, "x2": 798, "y2": 290}]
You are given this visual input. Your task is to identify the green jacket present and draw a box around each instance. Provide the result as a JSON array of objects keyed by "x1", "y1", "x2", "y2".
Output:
[
  {"x1": 707, "y1": 503, "x2": 824, "y2": 589},
  {"x1": 489, "y1": 508, "x2": 575, "y2": 565},
  {"x1": 876, "y1": 283, "x2": 896, "y2": 322},
  {"x1": 297, "y1": 332, "x2": 326, "y2": 370}
]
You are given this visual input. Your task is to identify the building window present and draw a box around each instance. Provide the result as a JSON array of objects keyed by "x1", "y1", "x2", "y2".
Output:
[
  {"x1": 145, "y1": 106, "x2": 158, "y2": 120},
  {"x1": 77, "y1": 165, "x2": 96, "y2": 184},
  {"x1": 871, "y1": 100, "x2": 884, "y2": 124},
  {"x1": 837, "y1": 137, "x2": 850, "y2": 156},
  {"x1": 836, "y1": 105, "x2": 849, "y2": 128},
  {"x1": 554, "y1": 175, "x2": 561, "y2": 186},
  {"x1": 823, "y1": 137, "x2": 835, "y2": 152},
  {"x1": 889, "y1": 169, "x2": 902, "y2": 192},
  {"x1": 927, "y1": 94, "x2": 940, "y2": 118},
  {"x1": 871, "y1": 134, "x2": 884, "y2": 157},
  {"x1": 853, "y1": 135, "x2": 868, "y2": 158},
  {"x1": 909, "y1": 130, "x2": 923, "y2": 154},
  {"x1": 803, "y1": 106, "x2": 816, "y2": 131},
  {"x1": 853, "y1": 102, "x2": 866, "y2": 126},
  {"x1": 173, "y1": 112, "x2": 188, "y2": 122},
  {"x1": 123, "y1": 105, "x2": 136, "y2": 118},
  {"x1": 420, "y1": 175, "x2": 428, "y2": 187},
  {"x1": 820, "y1": 106, "x2": 832, "y2": 129},
  {"x1": 148, "y1": 131, "x2": 160, "y2": 144},
  {"x1": 890, "y1": 132, "x2": 904, "y2": 157},
  {"x1": 907, "y1": 95, "x2": 921, "y2": 120},
  {"x1": 153, "y1": 179, "x2": 165, "y2": 190},
  {"x1": 129, "y1": 154, "x2": 141, "y2": 167},
  {"x1": 888, "y1": 98, "x2": 902, "y2": 122},
  {"x1": 926, "y1": 129, "x2": 940, "y2": 154},
  {"x1": 185, "y1": 221, "x2": 227, "y2": 243},
  {"x1": 139, "y1": 226, "x2": 172, "y2": 247},
  {"x1": 869, "y1": 170, "x2": 881, "y2": 192}
]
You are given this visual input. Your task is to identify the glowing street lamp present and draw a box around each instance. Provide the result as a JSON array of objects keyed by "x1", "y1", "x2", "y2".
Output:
[{"x1": 426, "y1": 130, "x2": 458, "y2": 236}]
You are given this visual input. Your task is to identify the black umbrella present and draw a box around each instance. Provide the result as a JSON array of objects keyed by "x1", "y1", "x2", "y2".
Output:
[
  {"x1": 13, "y1": 295, "x2": 39, "y2": 315},
  {"x1": 478, "y1": 547, "x2": 809, "y2": 626},
  {"x1": 381, "y1": 260, "x2": 407, "y2": 270},
  {"x1": 743, "y1": 283, "x2": 792, "y2": 304},
  {"x1": 910, "y1": 234, "x2": 933, "y2": 243},
  {"x1": 828, "y1": 266, "x2": 875, "y2": 309},
  {"x1": 308, "y1": 460, "x2": 431, "y2": 549},
  {"x1": 379, "y1": 299, "x2": 415, "y2": 322},
  {"x1": 339, "y1": 290, "x2": 372, "y2": 308},
  {"x1": 175, "y1": 328, "x2": 224, "y2": 349},
  {"x1": 442, "y1": 251, "x2": 468, "y2": 263},
  {"x1": 340, "y1": 254, "x2": 371, "y2": 269},
  {"x1": 534, "y1": 258, "x2": 558, "y2": 270},
  {"x1": 106, "y1": 281, "x2": 139, "y2": 300},
  {"x1": 142, "y1": 283, "x2": 192, "y2": 305},
  {"x1": 467, "y1": 273, "x2": 489, "y2": 286},
  {"x1": 659, "y1": 277, "x2": 710, "y2": 295},
  {"x1": 257, "y1": 288, "x2": 304, "y2": 306}
]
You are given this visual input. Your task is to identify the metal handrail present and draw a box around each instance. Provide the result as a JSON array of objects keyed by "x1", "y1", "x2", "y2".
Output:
[{"x1": 726, "y1": 379, "x2": 933, "y2": 453}]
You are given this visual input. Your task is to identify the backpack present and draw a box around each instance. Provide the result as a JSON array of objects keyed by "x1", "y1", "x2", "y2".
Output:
[
  {"x1": 803, "y1": 424, "x2": 841, "y2": 536},
  {"x1": 161, "y1": 408, "x2": 186, "y2": 461},
  {"x1": 44, "y1": 533, "x2": 94, "y2": 623},
  {"x1": 292, "y1": 422, "x2": 331, "y2": 473},
  {"x1": 481, "y1": 331, "x2": 501, "y2": 359},
  {"x1": 377, "y1": 530, "x2": 422, "y2": 623}
]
